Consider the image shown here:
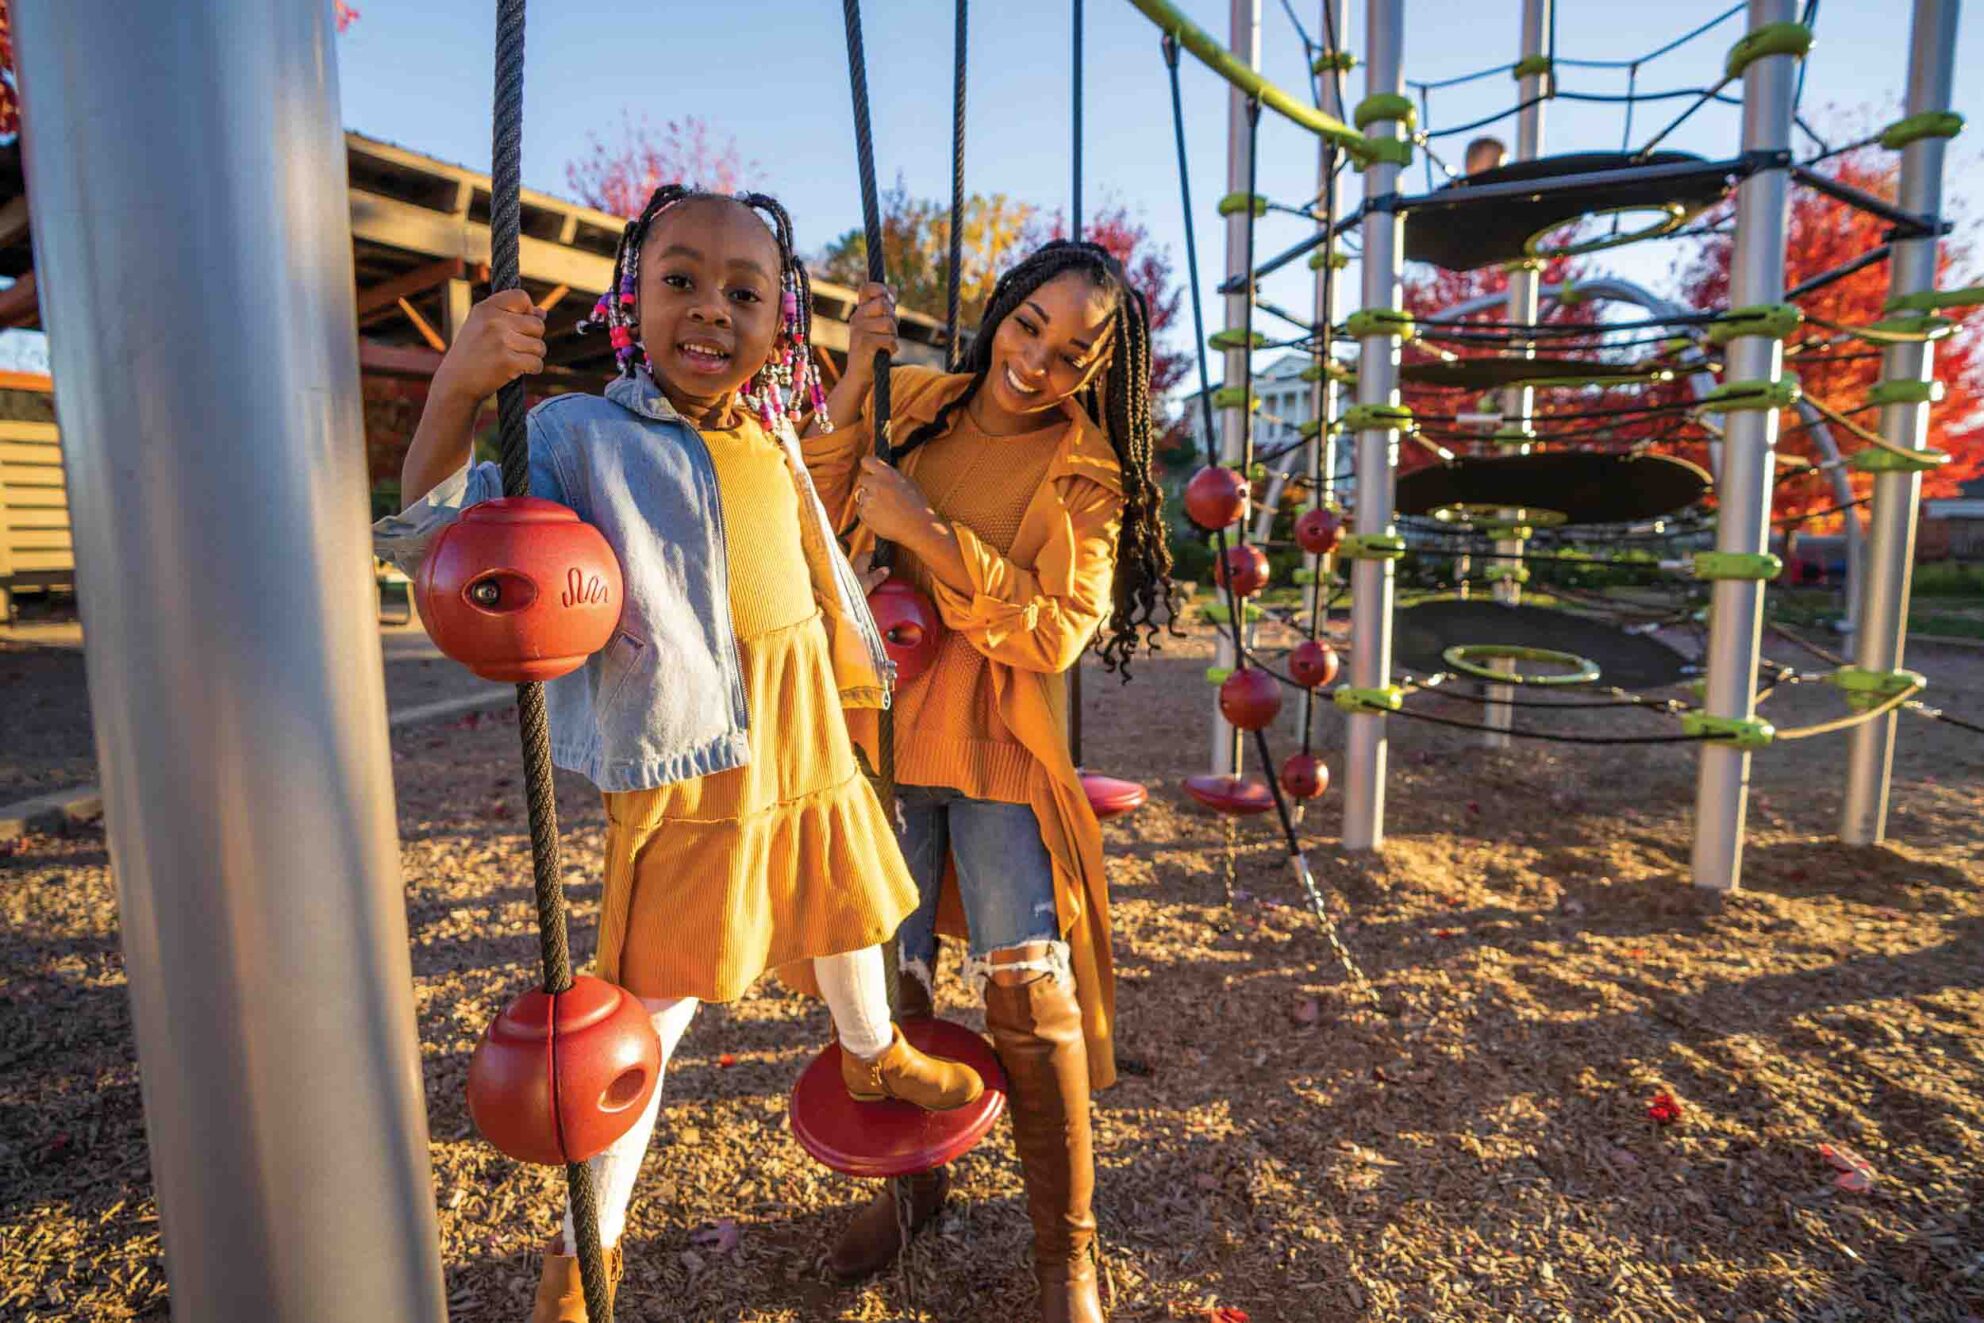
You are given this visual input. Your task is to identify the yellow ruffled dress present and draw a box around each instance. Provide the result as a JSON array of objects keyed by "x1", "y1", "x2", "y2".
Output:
[{"x1": 592, "y1": 414, "x2": 919, "y2": 1003}]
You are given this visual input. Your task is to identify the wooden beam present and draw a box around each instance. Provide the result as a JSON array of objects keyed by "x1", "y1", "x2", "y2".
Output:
[
  {"x1": 538, "y1": 284, "x2": 571, "y2": 312},
  {"x1": 354, "y1": 257, "x2": 463, "y2": 318},
  {"x1": 358, "y1": 337, "x2": 443, "y2": 379},
  {"x1": 397, "y1": 297, "x2": 447, "y2": 352},
  {"x1": 348, "y1": 187, "x2": 615, "y2": 294},
  {"x1": 0, "y1": 272, "x2": 38, "y2": 328}
]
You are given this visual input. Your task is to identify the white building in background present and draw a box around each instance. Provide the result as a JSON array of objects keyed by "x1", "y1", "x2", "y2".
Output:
[{"x1": 1177, "y1": 352, "x2": 1356, "y2": 506}]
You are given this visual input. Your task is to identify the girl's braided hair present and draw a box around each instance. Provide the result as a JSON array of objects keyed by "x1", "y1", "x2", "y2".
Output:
[
  {"x1": 579, "y1": 184, "x2": 830, "y2": 431},
  {"x1": 893, "y1": 240, "x2": 1176, "y2": 676}
]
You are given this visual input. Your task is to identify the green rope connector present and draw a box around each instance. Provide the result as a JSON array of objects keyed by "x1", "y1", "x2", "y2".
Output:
[
  {"x1": 1725, "y1": 21, "x2": 1813, "y2": 81},
  {"x1": 1850, "y1": 446, "x2": 1950, "y2": 473},
  {"x1": 1361, "y1": 134, "x2": 1414, "y2": 168},
  {"x1": 1708, "y1": 303, "x2": 1804, "y2": 346},
  {"x1": 1334, "y1": 684, "x2": 1405, "y2": 714},
  {"x1": 1341, "y1": 402, "x2": 1414, "y2": 433},
  {"x1": 1830, "y1": 665, "x2": 1927, "y2": 712},
  {"x1": 1307, "y1": 248, "x2": 1352, "y2": 271},
  {"x1": 1866, "y1": 313, "x2": 1958, "y2": 342},
  {"x1": 1478, "y1": 522, "x2": 1534, "y2": 541},
  {"x1": 1346, "y1": 308, "x2": 1416, "y2": 340},
  {"x1": 1692, "y1": 551, "x2": 1782, "y2": 580},
  {"x1": 1220, "y1": 459, "x2": 1270, "y2": 479},
  {"x1": 1200, "y1": 601, "x2": 1265, "y2": 626},
  {"x1": 1299, "y1": 359, "x2": 1356, "y2": 384},
  {"x1": 1217, "y1": 191, "x2": 1271, "y2": 218},
  {"x1": 1703, "y1": 375, "x2": 1802, "y2": 413},
  {"x1": 1208, "y1": 328, "x2": 1268, "y2": 350},
  {"x1": 1352, "y1": 92, "x2": 1416, "y2": 132},
  {"x1": 1492, "y1": 424, "x2": 1535, "y2": 448},
  {"x1": 1313, "y1": 50, "x2": 1357, "y2": 75},
  {"x1": 1485, "y1": 564, "x2": 1531, "y2": 585},
  {"x1": 1682, "y1": 711, "x2": 1776, "y2": 749},
  {"x1": 1557, "y1": 277, "x2": 1585, "y2": 305},
  {"x1": 1297, "y1": 417, "x2": 1339, "y2": 439},
  {"x1": 1512, "y1": 53, "x2": 1554, "y2": 80},
  {"x1": 1867, "y1": 378, "x2": 1945, "y2": 407},
  {"x1": 1880, "y1": 110, "x2": 1964, "y2": 151},
  {"x1": 1887, "y1": 285, "x2": 1984, "y2": 316},
  {"x1": 1210, "y1": 386, "x2": 1262, "y2": 412},
  {"x1": 1338, "y1": 531, "x2": 1407, "y2": 561}
]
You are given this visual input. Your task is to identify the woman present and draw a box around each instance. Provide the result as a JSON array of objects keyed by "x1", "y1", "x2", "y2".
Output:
[{"x1": 801, "y1": 240, "x2": 1174, "y2": 1323}]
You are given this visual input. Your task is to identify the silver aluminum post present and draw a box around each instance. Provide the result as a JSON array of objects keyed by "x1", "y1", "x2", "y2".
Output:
[
  {"x1": 1690, "y1": 0, "x2": 1800, "y2": 889},
  {"x1": 1342, "y1": 0, "x2": 1404, "y2": 850},
  {"x1": 1486, "y1": 0, "x2": 1552, "y2": 747},
  {"x1": 1298, "y1": 0, "x2": 1352, "y2": 759},
  {"x1": 1211, "y1": 0, "x2": 1261, "y2": 776},
  {"x1": 11, "y1": 3, "x2": 447, "y2": 1319},
  {"x1": 1841, "y1": 0, "x2": 1960, "y2": 842}
]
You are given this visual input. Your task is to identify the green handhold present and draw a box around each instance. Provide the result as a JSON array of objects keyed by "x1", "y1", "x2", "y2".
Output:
[{"x1": 1725, "y1": 21, "x2": 1812, "y2": 81}]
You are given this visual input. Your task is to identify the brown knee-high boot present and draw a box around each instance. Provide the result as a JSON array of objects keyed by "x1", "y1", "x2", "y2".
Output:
[{"x1": 985, "y1": 972, "x2": 1105, "y2": 1323}]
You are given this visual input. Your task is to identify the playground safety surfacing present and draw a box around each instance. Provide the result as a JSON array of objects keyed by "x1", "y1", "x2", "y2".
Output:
[{"x1": 4, "y1": 616, "x2": 1982, "y2": 1321}]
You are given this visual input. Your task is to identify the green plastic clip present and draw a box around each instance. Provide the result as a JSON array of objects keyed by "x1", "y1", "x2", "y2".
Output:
[
  {"x1": 1485, "y1": 564, "x2": 1531, "y2": 585},
  {"x1": 1210, "y1": 386, "x2": 1262, "y2": 412},
  {"x1": 1299, "y1": 359, "x2": 1355, "y2": 384},
  {"x1": 1867, "y1": 314, "x2": 1957, "y2": 342},
  {"x1": 1341, "y1": 402, "x2": 1414, "y2": 433},
  {"x1": 1307, "y1": 248, "x2": 1352, "y2": 271},
  {"x1": 1352, "y1": 92, "x2": 1416, "y2": 132},
  {"x1": 1880, "y1": 110, "x2": 1964, "y2": 151},
  {"x1": 1313, "y1": 50, "x2": 1357, "y2": 75},
  {"x1": 1346, "y1": 308, "x2": 1416, "y2": 340},
  {"x1": 1209, "y1": 328, "x2": 1268, "y2": 350},
  {"x1": 1886, "y1": 285, "x2": 1984, "y2": 315},
  {"x1": 1708, "y1": 303, "x2": 1804, "y2": 346},
  {"x1": 1850, "y1": 446, "x2": 1950, "y2": 473},
  {"x1": 1692, "y1": 551, "x2": 1782, "y2": 580},
  {"x1": 1867, "y1": 378, "x2": 1945, "y2": 407},
  {"x1": 1682, "y1": 711, "x2": 1776, "y2": 748},
  {"x1": 1830, "y1": 665, "x2": 1926, "y2": 711},
  {"x1": 1479, "y1": 522, "x2": 1533, "y2": 542},
  {"x1": 1512, "y1": 52, "x2": 1554, "y2": 80},
  {"x1": 1334, "y1": 684, "x2": 1405, "y2": 714},
  {"x1": 1703, "y1": 375, "x2": 1802, "y2": 413},
  {"x1": 1361, "y1": 135, "x2": 1414, "y2": 168},
  {"x1": 1201, "y1": 601, "x2": 1265, "y2": 626},
  {"x1": 1221, "y1": 459, "x2": 1270, "y2": 479},
  {"x1": 1725, "y1": 21, "x2": 1812, "y2": 80},
  {"x1": 1297, "y1": 418, "x2": 1338, "y2": 439},
  {"x1": 1217, "y1": 192, "x2": 1271, "y2": 218},
  {"x1": 1492, "y1": 424, "x2": 1535, "y2": 448},
  {"x1": 1338, "y1": 531, "x2": 1408, "y2": 561}
]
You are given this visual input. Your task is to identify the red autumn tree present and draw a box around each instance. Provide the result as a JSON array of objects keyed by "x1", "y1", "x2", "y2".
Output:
[
  {"x1": 335, "y1": 1, "x2": 360, "y2": 31},
  {"x1": 565, "y1": 113, "x2": 754, "y2": 218},
  {"x1": 1671, "y1": 147, "x2": 1984, "y2": 521}
]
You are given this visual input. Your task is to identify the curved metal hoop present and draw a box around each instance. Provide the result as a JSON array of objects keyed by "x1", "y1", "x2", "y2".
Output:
[
  {"x1": 1526, "y1": 203, "x2": 1689, "y2": 259},
  {"x1": 1442, "y1": 643, "x2": 1602, "y2": 686},
  {"x1": 1430, "y1": 502, "x2": 1570, "y2": 529}
]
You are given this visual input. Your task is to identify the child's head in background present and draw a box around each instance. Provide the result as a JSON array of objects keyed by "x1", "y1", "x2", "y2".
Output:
[
  {"x1": 1464, "y1": 136, "x2": 1508, "y2": 176},
  {"x1": 583, "y1": 188, "x2": 827, "y2": 431}
]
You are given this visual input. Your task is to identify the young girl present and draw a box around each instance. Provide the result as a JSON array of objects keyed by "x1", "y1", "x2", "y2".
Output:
[
  {"x1": 803, "y1": 240, "x2": 1173, "y2": 1323},
  {"x1": 375, "y1": 187, "x2": 982, "y2": 1323}
]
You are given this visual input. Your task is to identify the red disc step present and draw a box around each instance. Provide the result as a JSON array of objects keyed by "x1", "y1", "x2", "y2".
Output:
[
  {"x1": 1183, "y1": 773, "x2": 1276, "y2": 817},
  {"x1": 1081, "y1": 771, "x2": 1149, "y2": 820},
  {"x1": 788, "y1": 1018, "x2": 1008, "y2": 1179}
]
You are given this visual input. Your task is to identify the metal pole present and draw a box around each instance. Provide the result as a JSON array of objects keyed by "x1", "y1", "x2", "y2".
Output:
[
  {"x1": 1841, "y1": 0, "x2": 1960, "y2": 843},
  {"x1": 1342, "y1": 0, "x2": 1404, "y2": 851},
  {"x1": 1298, "y1": 0, "x2": 1351, "y2": 762},
  {"x1": 10, "y1": 3, "x2": 446, "y2": 1320},
  {"x1": 1485, "y1": 0, "x2": 1551, "y2": 748},
  {"x1": 1690, "y1": 0, "x2": 1799, "y2": 890},
  {"x1": 1210, "y1": 0, "x2": 1260, "y2": 777}
]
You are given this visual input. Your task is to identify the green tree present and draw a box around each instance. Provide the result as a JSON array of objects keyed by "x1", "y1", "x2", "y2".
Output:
[{"x1": 819, "y1": 180, "x2": 1037, "y2": 325}]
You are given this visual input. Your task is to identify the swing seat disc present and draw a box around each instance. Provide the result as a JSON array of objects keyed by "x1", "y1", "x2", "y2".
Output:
[
  {"x1": 1081, "y1": 772, "x2": 1149, "y2": 820},
  {"x1": 1183, "y1": 774, "x2": 1276, "y2": 816},
  {"x1": 789, "y1": 1018, "x2": 1007, "y2": 1178}
]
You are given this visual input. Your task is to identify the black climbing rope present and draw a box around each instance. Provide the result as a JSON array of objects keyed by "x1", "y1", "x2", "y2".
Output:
[
  {"x1": 488, "y1": 1, "x2": 612, "y2": 1318},
  {"x1": 946, "y1": 0, "x2": 968, "y2": 370}
]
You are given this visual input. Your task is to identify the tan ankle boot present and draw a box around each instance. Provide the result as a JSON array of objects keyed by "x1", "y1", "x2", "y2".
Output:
[
  {"x1": 826, "y1": 1166, "x2": 951, "y2": 1280},
  {"x1": 986, "y1": 974, "x2": 1106, "y2": 1323},
  {"x1": 841, "y1": 1025, "x2": 984, "y2": 1110},
  {"x1": 529, "y1": 1238, "x2": 624, "y2": 1323}
]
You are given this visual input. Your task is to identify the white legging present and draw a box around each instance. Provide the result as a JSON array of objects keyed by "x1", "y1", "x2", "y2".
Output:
[{"x1": 562, "y1": 944, "x2": 894, "y2": 1252}]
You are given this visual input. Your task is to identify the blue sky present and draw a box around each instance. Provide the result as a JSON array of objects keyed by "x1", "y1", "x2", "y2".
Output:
[{"x1": 13, "y1": 2, "x2": 1979, "y2": 377}]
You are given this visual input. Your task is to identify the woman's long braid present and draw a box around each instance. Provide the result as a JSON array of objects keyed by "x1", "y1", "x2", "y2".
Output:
[
  {"x1": 579, "y1": 184, "x2": 830, "y2": 430},
  {"x1": 895, "y1": 239, "x2": 1176, "y2": 677}
]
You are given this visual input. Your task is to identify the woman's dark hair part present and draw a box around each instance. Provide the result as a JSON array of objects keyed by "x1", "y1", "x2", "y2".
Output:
[{"x1": 894, "y1": 239, "x2": 1177, "y2": 676}]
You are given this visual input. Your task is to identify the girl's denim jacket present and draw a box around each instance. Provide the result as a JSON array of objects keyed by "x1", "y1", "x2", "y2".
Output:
[{"x1": 373, "y1": 369, "x2": 894, "y2": 792}]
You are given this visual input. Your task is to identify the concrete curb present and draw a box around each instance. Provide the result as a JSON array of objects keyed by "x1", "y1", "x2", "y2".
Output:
[{"x1": 1, "y1": 688, "x2": 518, "y2": 842}]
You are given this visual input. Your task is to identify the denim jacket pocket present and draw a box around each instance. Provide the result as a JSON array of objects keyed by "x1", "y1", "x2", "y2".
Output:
[{"x1": 594, "y1": 627, "x2": 647, "y2": 715}]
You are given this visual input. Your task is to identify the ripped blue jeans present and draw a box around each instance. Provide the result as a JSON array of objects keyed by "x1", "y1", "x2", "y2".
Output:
[{"x1": 893, "y1": 784, "x2": 1068, "y2": 995}]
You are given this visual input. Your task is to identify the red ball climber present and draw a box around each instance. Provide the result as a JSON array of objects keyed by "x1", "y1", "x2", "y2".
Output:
[
  {"x1": 416, "y1": 496, "x2": 624, "y2": 683},
  {"x1": 868, "y1": 579, "x2": 943, "y2": 685},
  {"x1": 1184, "y1": 465, "x2": 1249, "y2": 530},
  {"x1": 1295, "y1": 506, "x2": 1344, "y2": 556},
  {"x1": 1279, "y1": 752, "x2": 1330, "y2": 801},
  {"x1": 1219, "y1": 667, "x2": 1282, "y2": 730},
  {"x1": 466, "y1": 976, "x2": 663, "y2": 1166},
  {"x1": 1289, "y1": 639, "x2": 1341, "y2": 689},
  {"x1": 1213, "y1": 544, "x2": 1271, "y2": 598}
]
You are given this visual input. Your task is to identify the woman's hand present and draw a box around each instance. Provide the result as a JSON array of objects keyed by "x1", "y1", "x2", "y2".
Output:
[
  {"x1": 844, "y1": 282, "x2": 899, "y2": 381},
  {"x1": 852, "y1": 455, "x2": 941, "y2": 548}
]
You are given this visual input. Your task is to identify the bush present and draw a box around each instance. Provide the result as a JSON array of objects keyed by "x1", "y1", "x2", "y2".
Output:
[{"x1": 1914, "y1": 561, "x2": 1984, "y2": 598}]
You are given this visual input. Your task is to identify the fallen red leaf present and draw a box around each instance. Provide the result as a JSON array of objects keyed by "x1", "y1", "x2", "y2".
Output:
[
  {"x1": 1646, "y1": 1091, "x2": 1683, "y2": 1125},
  {"x1": 1207, "y1": 1308, "x2": 1250, "y2": 1323},
  {"x1": 718, "y1": 1052, "x2": 737, "y2": 1068}
]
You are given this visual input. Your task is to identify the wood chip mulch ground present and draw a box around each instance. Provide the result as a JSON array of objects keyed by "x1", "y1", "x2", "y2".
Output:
[{"x1": 3, "y1": 620, "x2": 1982, "y2": 1321}]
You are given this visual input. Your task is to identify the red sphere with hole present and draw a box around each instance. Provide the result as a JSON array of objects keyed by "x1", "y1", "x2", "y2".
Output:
[
  {"x1": 1280, "y1": 752, "x2": 1330, "y2": 800},
  {"x1": 466, "y1": 975, "x2": 663, "y2": 1166},
  {"x1": 1295, "y1": 507, "x2": 1344, "y2": 556},
  {"x1": 1213, "y1": 544, "x2": 1272, "y2": 598},
  {"x1": 1289, "y1": 639, "x2": 1341, "y2": 689},
  {"x1": 1184, "y1": 465, "x2": 1249, "y2": 530},
  {"x1": 415, "y1": 496, "x2": 624, "y2": 682},
  {"x1": 1218, "y1": 667, "x2": 1282, "y2": 730},
  {"x1": 868, "y1": 579, "x2": 943, "y2": 685}
]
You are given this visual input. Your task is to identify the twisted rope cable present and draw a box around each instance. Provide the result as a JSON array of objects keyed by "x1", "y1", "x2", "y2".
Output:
[{"x1": 946, "y1": 0, "x2": 968, "y2": 371}]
